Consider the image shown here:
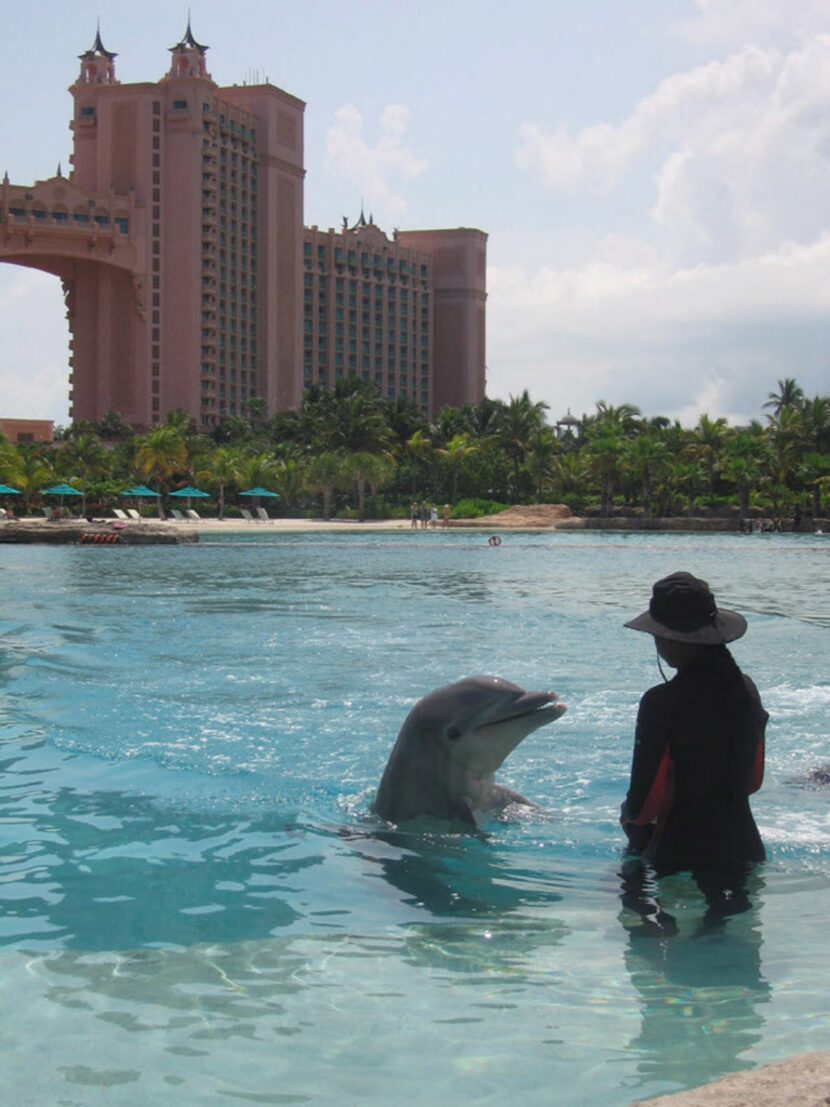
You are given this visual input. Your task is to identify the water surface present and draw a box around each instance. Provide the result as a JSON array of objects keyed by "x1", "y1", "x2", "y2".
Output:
[{"x1": 1, "y1": 531, "x2": 828, "y2": 1105}]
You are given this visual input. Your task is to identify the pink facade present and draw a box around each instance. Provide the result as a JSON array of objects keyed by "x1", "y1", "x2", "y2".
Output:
[
  {"x1": 0, "y1": 418, "x2": 54, "y2": 444},
  {"x1": 0, "y1": 24, "x2": 485, "y2": 428}
]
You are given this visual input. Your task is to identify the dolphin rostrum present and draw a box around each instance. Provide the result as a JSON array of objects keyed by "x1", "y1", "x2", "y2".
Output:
[{"x1": 372, "y1": 675, "x2": 567, "y2": 827}]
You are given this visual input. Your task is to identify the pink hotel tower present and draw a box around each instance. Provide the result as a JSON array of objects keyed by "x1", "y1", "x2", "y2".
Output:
[{"x1": 0, "y1": 24, "x2": 487, "y2": 429}]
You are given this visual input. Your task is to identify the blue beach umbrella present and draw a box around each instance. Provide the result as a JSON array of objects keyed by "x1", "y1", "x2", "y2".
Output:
[
  {"x1": 42, "y1": 481, "x2": 84, "y2": 517},
  {"x1": 120, "y1": 485, "x2": 160, "y2": 498},
  {"x1": 170, "y1": 485, "x2": 210, "y2": 512},
  {"x1": 121, "y1": 484, "x2": 162, "y2": 519},
  {"x1": 240, "y1": 487, "x2": 280, "y2": 498},
  {"x1": 169, "y1": 485, "x2": 210, "y2": 498},
  {"x1": 240, "y1": 485, "x2": 280, "y2": 516},
  {"x1": 42, "y1": 482, "x2": 83, "y2": 497},
  {"x1": 0, "y1": 483, "x2": 21, "y2": 495}
]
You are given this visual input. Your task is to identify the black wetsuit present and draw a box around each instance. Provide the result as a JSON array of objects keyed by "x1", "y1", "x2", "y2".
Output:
[{"x1": 621, "y1": 647, "x2": 766, "y2": 874}]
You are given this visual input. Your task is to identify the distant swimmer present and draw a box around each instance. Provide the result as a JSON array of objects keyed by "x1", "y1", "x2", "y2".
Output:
[
  {"x1": 787, "y1": 764, "x2": 830, "y2": 787},
  {"x1": 620, "y1": 572, "x2": 767, "y2": 927},
  {"x1": 372, "y1": 675, "x2": 566, "y2": 827}
]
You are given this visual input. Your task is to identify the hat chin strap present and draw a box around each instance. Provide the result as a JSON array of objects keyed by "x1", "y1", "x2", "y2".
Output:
[{"x1": 655, "y1": 640, "x2": 670, "y2": 683}]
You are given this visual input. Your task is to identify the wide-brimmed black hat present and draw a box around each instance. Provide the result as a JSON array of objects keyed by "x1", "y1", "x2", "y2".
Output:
[{"x1": 624, "y1": 571, "x2": 746, "y2": 644}]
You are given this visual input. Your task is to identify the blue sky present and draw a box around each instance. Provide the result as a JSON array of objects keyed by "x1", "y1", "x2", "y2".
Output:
[{"x1": 2, "y1": 0, "x2": 829, "y2": 426}]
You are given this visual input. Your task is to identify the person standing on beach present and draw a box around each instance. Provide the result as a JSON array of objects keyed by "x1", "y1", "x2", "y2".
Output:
[
  {"x1": 442, "y1": 504, "x2": 450, "y2": 529},
  {"x1": 411, "y1": 502, "x2": 419, "y2": 529},
  {"x1": 430, "y1": 504, "x2": 438, "y2": 529},
  {"x1": 620, "y1": 572, "x2": 767, "y2": 928}
]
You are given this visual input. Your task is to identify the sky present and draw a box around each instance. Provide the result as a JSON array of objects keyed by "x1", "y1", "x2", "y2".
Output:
[{"x1": 1, "y1": 0, "x2": 829, "y2": 427}]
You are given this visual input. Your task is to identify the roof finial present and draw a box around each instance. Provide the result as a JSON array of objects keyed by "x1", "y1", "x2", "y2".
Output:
[
  {"x1": 80, "y1": 20, "x2": 117, "y2": 61},
  {"x1": 171, "y1": 13, "x2": 208, "y2": 53},
  {"x1": 56, "y1": 162, "x2": 63, "y2": 178}
]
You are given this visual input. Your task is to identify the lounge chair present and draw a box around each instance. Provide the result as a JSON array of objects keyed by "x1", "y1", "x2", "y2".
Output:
[
  {"x1": 170, "y1": 508, "x2": 186, "y2": 521},
  {"x1": 256, "y1": 507, "x2": 271, "y2": 522},
  {"x1": 240, "y1": 508, "x2": 256, "y2": 523},
  {"x1": 126, "y1": 508, "x2": 142, "y2": 522},
  {"x1": 113, "y1": 508, "x2": 129, "y2": 521},
  {"x1": 185, "y1": 508, "x2": 201, "y2": 522}
]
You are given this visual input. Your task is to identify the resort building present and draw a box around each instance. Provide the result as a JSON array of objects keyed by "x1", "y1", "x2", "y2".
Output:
[
  {"x1": 0, "y1": 418, "x2": 54, "y2": 444},
  {"x1": 303, "y1": 216, "x2": 486, "y2": 414},
  {"x1": 0, "y1": 24, "x2": 486, "y2": 430}
]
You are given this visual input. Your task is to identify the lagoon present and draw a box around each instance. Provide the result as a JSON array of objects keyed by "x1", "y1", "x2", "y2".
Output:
[{"x1": 1, "y1": 531, "x2": 828, "y2": 1105}]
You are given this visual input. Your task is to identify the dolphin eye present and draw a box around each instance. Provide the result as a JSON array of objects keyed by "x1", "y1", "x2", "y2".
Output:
[{"x1": 446, "y1": 725, "x2": 462, "y2": 741}]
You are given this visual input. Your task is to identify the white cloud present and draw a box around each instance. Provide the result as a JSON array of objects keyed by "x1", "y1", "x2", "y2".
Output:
[
  {"x1": 0, "y1": 267, "x2": 69, "y2": 423},
  {"x1": 486, "y1": 235, "x2": 830, "y2": 424},
  {"x1": 324, "y1": 103, "x2": 428, "y2": 222},
  {"x1": 515, "y1": 46, "x2": 778, "y2": 195},
  {"x1": 681, "y1": 0, "x2": 830, "y2": 49},
  {"x1": 515, "y1": 36, "x2": 830, "y2": 265}
]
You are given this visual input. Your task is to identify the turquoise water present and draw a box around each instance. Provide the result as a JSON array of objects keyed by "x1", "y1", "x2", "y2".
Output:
[{"x1": 1, "y1": 531, "x2": 828, "y2": 1105}]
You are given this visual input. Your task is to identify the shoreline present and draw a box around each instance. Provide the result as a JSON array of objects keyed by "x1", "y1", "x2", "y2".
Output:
[{"x1": 2, "y1": 514, "x2": 826, "y2": 540}]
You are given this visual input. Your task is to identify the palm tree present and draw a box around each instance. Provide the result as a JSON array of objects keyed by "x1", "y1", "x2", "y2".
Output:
[
  {"x1": 199, "y1": 446, "x2": 243, "y2": 520},
  {"x1": 344, "y1": 452, "x2": 394, "y2": 520},
  {"x1": 271, "y1": 458, "x2": 305, "y2": 510},
  {"x1": 763, "y1": 378, "x2": 804, "y2": 417},
  {"x1": 799, "y1": 452, "x2": 830, "y2": 519},
  {"x1": 133, "y1": 425, "x2": 187, "y2": 516},
  {"x1": 304, "y1": 378, "x2": 394, "y2": 456},
  {"x1": 458, "y1": 396, "x2": 506, "y2": 441},
  {"x1": 589, "y1": 401, "x2": 642, "y2": 436},
  {"x1": 655, "y1": 458, "x2": 706, "y2": 516},
  {"x1": 304, "y1": 451, "x2": 349, "y2": 520},
  {"x1": 492, "y1": 390, "x2": 549, "y2": 502},
  {"x1": 96, "y1": 409, "x2": 133, "y2": 441},
  {"x1": 587, "y1": 429, "x2": 625, "y2": 516},
  {"x1": 688, "y1": 414, "x2": 730, "y2": 496},
  {"x1": 55, "y1": 433, "x2": 109, "y2": 485},
  {"x1": 435, "y1": 433, "x2": 479, "y2": 503},
  {"x1": 5, "y1": 448, "x2": 55, "y2": 514},
  {"x1": 0, "y1": 437, "x2": 19, "y2": 484},
  {"x1": 364, "y1": 454, "x2": 394, "y2": 517},
  {"x1": 405, "y1": 429, "x2": 435, "y2": 496},
  {"x1": 800, "y1": 395, "x2": 830, "y2": 453},
  {"x1": 526, "y1": 427, "x2": 559, "y2": 503},
  {"x1": 237, "y1": 452, "x2": 280, "y2": 490},
  {"x1": 625, "y1": 434, "x2": 666, "y2": 516},
  {"x1": 549, "y1": 452, "x2": 590, "y2": 510}
]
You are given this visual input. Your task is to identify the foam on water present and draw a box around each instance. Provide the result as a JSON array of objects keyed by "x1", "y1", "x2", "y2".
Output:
[{"x1": 1, "y1": 531, "x2": 828, "y2": 1105}]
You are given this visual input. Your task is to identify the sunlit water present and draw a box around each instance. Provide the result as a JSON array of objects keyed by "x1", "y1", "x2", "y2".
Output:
[{"x1": 1, "y1": 531, "x2": 828, "y2": 1106}]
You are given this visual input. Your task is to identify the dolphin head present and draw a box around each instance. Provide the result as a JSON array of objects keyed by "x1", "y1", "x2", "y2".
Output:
[
  {"x1": 372, "y1": 675, "x2": 567, "y2": 825},
  {"x1": 408, "y1": 675, "x2": 565, "y2": 776}
]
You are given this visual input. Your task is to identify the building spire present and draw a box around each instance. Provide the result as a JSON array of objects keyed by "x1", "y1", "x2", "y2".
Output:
[
  {"x1": 168, "y1": 16, "x2": 210, "y2": 78},
  {"x1": 79, "y1": 21, "x2": 118, "y2": 62},
  {"x1": 77, "y1": 22, "x2": 117, "y2": 84},
  {"x1": 170, "y1": 15, "x2": 209, "y2": 54}
]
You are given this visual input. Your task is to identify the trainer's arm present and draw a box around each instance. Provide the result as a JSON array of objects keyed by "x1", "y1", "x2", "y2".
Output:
[{"x1": 620, "y1": 688, "x2": 671, "y2": 827}]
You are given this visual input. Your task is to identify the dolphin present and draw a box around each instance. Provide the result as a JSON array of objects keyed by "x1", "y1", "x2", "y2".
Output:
[{"x1": 371, "y1": 675, "x2": 567, "y2": 827}]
